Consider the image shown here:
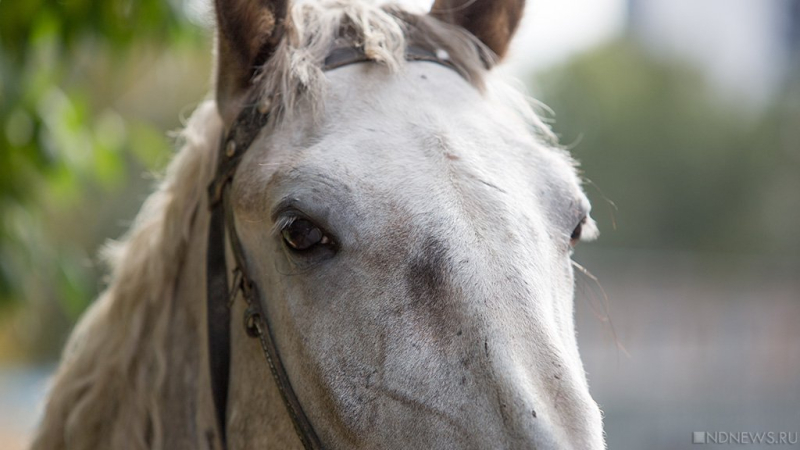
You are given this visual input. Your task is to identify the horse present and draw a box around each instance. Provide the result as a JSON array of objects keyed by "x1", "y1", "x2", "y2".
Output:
[{"x1": 30, "y1": 0, "x2": 605, "y2": 448}]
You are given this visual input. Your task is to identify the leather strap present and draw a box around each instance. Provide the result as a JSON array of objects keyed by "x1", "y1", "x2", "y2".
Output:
[
  {"x1": 206, "y1": 94, "x2": 274, "y2": 449},
  {"x1": 206, "y1": 200, "x2": 231, "y2": 446},
  {"x1": 206, "y1": 44, "x2": 456, "y2": 450}
]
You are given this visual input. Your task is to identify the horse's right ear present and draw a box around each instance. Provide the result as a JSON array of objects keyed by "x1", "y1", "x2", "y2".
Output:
[
  {"x1": 430, "y1": 0, "x2": 525, "y2": 62},
  {"x1": 214, "y1": 0, "x2": 289, "y2": 126}
]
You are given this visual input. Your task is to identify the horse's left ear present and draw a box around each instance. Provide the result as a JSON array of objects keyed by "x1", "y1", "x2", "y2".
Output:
[
  {"x1": 214, "y1": 0, "x2": 289, "y2": 125},
  {"x1": 430, "y1": 0, "x2": 525, "y2": 62}
]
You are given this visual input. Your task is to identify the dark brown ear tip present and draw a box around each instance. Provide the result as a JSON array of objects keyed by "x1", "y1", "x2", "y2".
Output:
[{"x1": 430, "y1": 0, "x2": 525, "y2": 63}]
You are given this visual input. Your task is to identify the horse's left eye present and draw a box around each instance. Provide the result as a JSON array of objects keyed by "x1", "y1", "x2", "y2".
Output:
[
  {"x1": 282, "y1": 219, "x2": 331, "y2": 251},
  {"x1": 570, "y1": 217, "x2": 586, "y2": 247}
]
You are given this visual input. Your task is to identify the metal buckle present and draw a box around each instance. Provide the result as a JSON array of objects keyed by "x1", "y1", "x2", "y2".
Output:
[{"x1": 243, "y1": 305, "x2": 262, "y2": 338}]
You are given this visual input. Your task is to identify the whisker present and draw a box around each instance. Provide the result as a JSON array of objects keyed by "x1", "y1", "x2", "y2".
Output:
[
  {"x1": 572, "y1": 260, "x2": 630, "y2": 361},
  {"x1": 563, "y1": 132, "x2": 584, "y2": 151},
  {"x1": 583, "y1": 178, "x2": 618, "y2": 231}
]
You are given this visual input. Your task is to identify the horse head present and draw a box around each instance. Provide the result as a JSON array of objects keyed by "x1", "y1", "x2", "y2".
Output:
[{"x1": 215, "y1": 1, "x2": 604, "y2": 448}]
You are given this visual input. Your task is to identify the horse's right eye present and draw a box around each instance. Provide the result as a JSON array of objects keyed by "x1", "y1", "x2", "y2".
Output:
[
  {"x1": 282, "y1": 219, "x2": 331, "y2": 251},
  {"x1": 570, "y1": 217, "x2": 586, "y2": 247}
]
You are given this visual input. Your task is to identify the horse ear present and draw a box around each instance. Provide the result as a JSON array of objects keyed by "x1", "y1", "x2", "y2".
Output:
[
  {"x1": 214, "y1": 0, "x2": 289, "y2": 125},
  {"x1": 430, "y1": 0, "x2": 525, "y2": 62}
]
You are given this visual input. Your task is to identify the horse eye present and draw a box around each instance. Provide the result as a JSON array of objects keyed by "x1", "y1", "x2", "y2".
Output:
[
  {"x1": 282, "y1": 219, "x2": 330, "y2": 251},
  {"x1": 570, "y1": 218, "x2": 585, "y2": 247}
]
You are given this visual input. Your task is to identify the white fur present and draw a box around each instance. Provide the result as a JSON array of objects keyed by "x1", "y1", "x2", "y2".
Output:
[{"x1": 32, "y1": 2, "x2": 604, "y2": 449}]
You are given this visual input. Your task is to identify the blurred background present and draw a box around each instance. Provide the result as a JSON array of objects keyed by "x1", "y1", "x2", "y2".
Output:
[{"x1": 0, "y1": 0, "x2": 798, "y2": 448}]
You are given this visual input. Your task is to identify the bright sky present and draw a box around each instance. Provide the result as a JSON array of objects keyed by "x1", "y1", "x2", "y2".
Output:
[{"x1": 402, "y1": 0, "x2": 628, "y2": 75}]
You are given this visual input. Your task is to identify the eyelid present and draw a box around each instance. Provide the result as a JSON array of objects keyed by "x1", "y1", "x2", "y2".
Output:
[
  {"x1": 271, "y1": 197, "x2": 302, "y2": 222},
  {"x1": 576, "y1": 215, "x2": 599, "y2": 242}
]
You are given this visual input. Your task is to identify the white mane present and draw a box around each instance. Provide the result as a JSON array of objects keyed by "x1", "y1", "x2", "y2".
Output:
[{"x1": 31, "y1": 102, "x2": 222, "y2": 450}]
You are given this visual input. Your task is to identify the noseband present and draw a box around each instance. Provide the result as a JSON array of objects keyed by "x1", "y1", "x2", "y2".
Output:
[{"x1": 206, "y1": 45, "x2": 458, "y2": 450}]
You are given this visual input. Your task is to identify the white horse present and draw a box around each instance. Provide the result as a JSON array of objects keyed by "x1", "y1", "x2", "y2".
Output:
[{"x1": 31, "y1": 0, "x2": 605, "y2": 449}]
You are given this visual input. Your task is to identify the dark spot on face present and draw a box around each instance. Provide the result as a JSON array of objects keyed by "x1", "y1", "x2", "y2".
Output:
[
  {"x1": 484, "y1": 339, "x2": 489, "y2": 357},
  {"x1": 405, "y1": 236, "x2": 458, "y2": 343},
  {"x1": 421, "y1": 74, "x2": 428, "y2": 80},
  {"x1": 406, "y1": 236, "x2": 449, "y2": 300},
  {"x1": 457, "y1": 329, "x2": 463, "y2": 336},
  {"x1": 444, "y1": 152, "x2": 459, "y2": 161},
  {"x1": 531, "y1": 409, "x2": 537, "y2": 418},
  {"x1": 460, "y1": 376, "x2": 466, "y2": 385}
]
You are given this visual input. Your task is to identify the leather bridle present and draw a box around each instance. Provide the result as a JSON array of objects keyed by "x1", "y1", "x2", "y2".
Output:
[{"x1": 205, "y1": 44, "x2": 458, "y2": 450}]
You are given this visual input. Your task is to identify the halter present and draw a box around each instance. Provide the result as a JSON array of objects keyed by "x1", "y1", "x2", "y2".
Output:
[{"x1": 206, "y1": 44, "x2": 458, "y2": 450}]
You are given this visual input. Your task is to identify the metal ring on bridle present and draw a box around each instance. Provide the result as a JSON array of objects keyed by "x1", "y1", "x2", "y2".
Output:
[{"x1": 244, "y1": 306, "x2": 262, "y2": 338}]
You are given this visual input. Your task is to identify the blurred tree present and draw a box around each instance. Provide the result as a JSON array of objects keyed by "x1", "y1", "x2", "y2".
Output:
[
  {"x1": 534, "y1": 39, "x2": 800, "y2": 256},
  {"x1": 0, "y1": 0, "x2": 211, "y2": 359}
]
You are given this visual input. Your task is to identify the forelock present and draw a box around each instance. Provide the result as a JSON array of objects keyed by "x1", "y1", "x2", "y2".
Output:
[{"x1": 253, "y1": 0, "x2": 493, "y2": 122}]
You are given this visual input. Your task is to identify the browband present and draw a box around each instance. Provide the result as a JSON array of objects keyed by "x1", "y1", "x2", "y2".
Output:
[{"x1": 206, "y1": 45, "x2": 456, "y2": 450}]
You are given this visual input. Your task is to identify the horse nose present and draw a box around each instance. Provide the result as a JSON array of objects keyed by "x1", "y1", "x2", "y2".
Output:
[
  {"x1": 484, "y1": 340, "x2": 605, "y2": 449},
  {"x1": 486, "y1": 357, "x2": 561, "y2": 448}
]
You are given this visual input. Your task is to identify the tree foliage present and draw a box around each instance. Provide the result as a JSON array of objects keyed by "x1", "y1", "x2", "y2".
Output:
[{"x1": 0, "y1": 0, "x2": 209, "y2": 357}]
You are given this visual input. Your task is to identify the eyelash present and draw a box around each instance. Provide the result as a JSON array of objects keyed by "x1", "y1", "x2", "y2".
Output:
[{"x1": 273, "y1": 215, "x2": 298, "y2": 236}]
